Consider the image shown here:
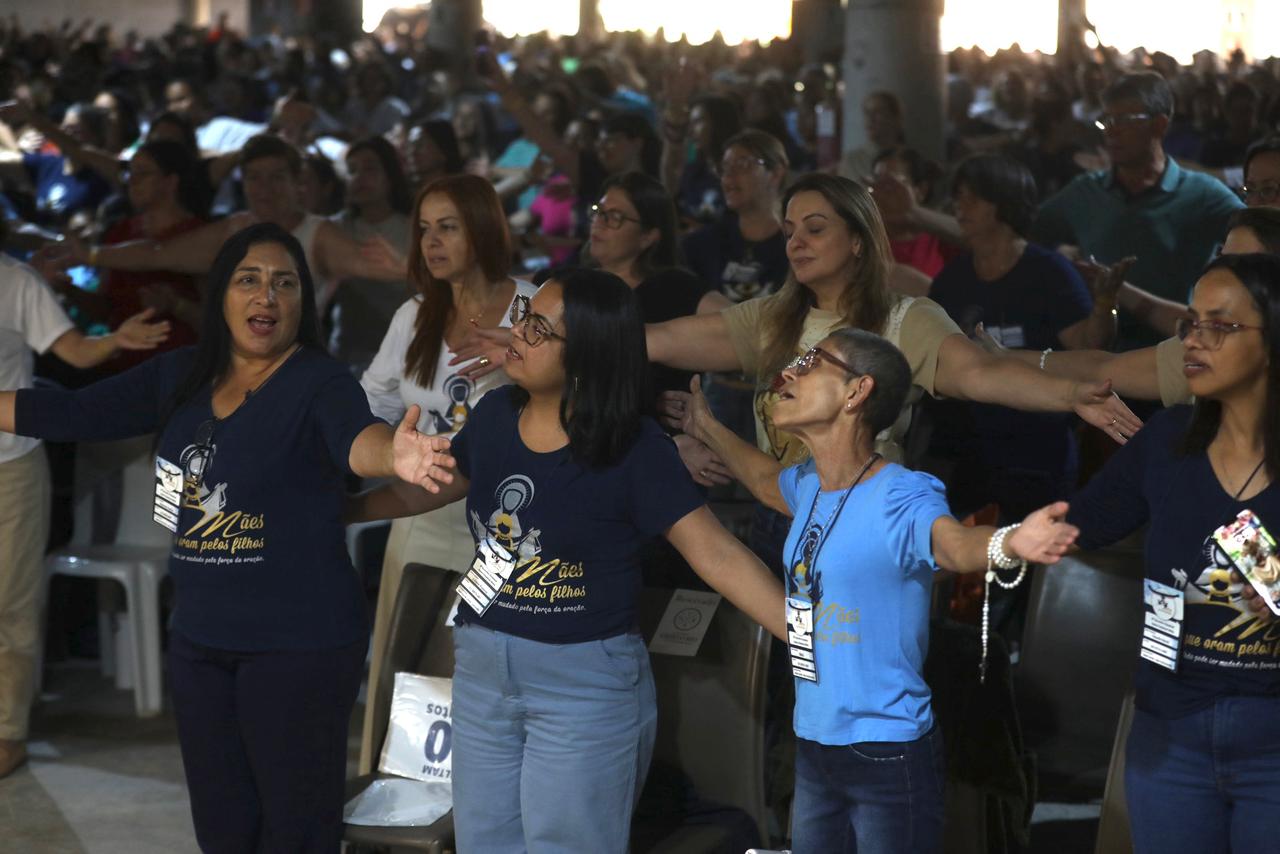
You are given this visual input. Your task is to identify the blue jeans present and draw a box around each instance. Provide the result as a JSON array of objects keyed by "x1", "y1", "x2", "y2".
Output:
[
  {"x1": 1126, "y1": 696, "x2": 1280, "y2": 854},
  {"x1": 791, "y1": 726, "x2": 945, "y2": 854},
  {"x1": 451, "y1": 624, "x2": 657, "y2": 853}
]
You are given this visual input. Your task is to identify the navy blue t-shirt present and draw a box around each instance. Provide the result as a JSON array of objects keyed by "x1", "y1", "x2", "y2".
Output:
[
  {"x1": 449, "y1": 386, "x2": 705, "y2": 644},
  {"x1": 24, "y1": 152, "x2": 112, "y2": 226},
  {"x1": 929, "y1": 243, "x2": 1093, "y2": 476},
  {"x1": 16, "y1": 346, "x2": 381, "y2": 651},
  {"x1": 681, "y1": 212, "x2": 789, "y2": 304},
  {"x1": 1068, "y1": 406, "x2": 1280, "y2": 718}
]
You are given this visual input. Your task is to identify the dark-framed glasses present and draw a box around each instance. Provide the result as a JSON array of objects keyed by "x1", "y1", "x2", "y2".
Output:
[
  {"x1": 183, "y1": 418, "x2": 218, "y2": 489},
  {"x1": 1241, "y1": 181, "x2": 1280, "y2": 206},
  {"x1": 769, "y1": 346, "x2": 859, "y2": 392},
  {"x1": 1175, "y1": 317, "x2": 1264, "y2": 350},
  {"x1": 509, "y1": 294, "x2": 564, "y2": 347},
  {"x1": 1094, "y1": 112, "x2": 1153, "y2": 132},
  {"x1": 587, "y1": 204, "x2": 641, "y2": 230}
]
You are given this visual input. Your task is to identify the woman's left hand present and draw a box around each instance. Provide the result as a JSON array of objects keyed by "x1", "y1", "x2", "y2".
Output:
[
  {"x1": 447, "y1": 323, "x2": 513, "y2": 380},
  {"x1": 1005, "y1": 501, "x2": 1079, "y2": 565},
  {"x1": 1235, "y1": 570, "x2": 1278, "y2": 624},
  {"x1": 1071, "y1": 379, "x2": 1144, "y2": 444},
  {"x1": 392, "y1": 405, "x2": 456, "y2": 493}
]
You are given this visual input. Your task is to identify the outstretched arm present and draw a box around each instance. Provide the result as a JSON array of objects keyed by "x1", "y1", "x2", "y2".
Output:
[
  {"x1": 930, "y1": 501, "x2": 1079, "y2": 574},
  {"x1": 646, "y1": 311, "x2": 742, "y2": 372}
]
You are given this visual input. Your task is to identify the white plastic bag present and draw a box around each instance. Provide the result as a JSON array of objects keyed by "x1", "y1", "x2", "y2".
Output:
[
  {"x1": 379, "y1": 672, "x2": 455, "y2": 783},
  {"x1": 343, "y1": 778, "x2": 452, "y2": 826}
]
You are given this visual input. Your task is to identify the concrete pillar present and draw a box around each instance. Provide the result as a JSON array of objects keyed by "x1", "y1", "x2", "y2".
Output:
[
  {"x1": 1057, "y1": 0, "x2": 1088, "y2": 66},
  {"x1": 425, "y1": 0, "x2": 484, "y2": 81},
  {"x1": 842, "y1": 0, "x2": 946, "y2": 164},
  {"x1": 580, "y1": 0, "x2": 603, "y2": 43}
]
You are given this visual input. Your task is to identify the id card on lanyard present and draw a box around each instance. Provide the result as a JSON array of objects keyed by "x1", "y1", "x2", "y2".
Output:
[
  {"x1": 787, "y1": 597, "x2": 818, "y2": 682},
  {"x1": 456, "y1": 536, "x2": 516, "y2": 617},
  {"x1": 153, "y1": 457, "x2": 184, "y2": 532},
  {"x1": 1141, "y1": 579, "x2": 1184, "y2": 672}
]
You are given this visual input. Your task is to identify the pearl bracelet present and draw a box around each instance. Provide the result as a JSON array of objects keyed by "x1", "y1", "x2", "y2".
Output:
[
  {"x1": 980, "y1": 524, "x2": 1029, "y2": 684},
  {"x1": 1039, "y1": 348, "x2": 1052, "y2": 371}
]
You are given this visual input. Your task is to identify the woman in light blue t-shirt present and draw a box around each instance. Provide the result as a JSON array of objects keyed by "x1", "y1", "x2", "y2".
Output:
[{"x1": 680, "y1": 326, "x2": 1078, "y2": 853}]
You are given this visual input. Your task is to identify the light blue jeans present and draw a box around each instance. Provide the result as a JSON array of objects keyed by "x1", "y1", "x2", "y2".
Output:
[{"x1": 451, "y1": 624, "x2": 657, "y2": 853}]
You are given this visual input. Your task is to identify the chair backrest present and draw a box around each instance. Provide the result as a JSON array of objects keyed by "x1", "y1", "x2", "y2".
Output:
[
  {"x1": 70, "y1": 436, "x2": 159, "y2": 547},
  {"x1": 1015, "y1": 545, "x2": 1145, "y2": 792},
  {"x1": 1094, "y1": 690, "x2": 1136, "y2": 854},
  {"x1": 369, "y1": 563, "x2": 460, "y2": 766},
  {"x1": 638, "y1": 588, "x2": 771, "y2": 842}
]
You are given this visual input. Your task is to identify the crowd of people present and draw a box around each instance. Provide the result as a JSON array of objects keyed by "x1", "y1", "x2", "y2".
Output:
[{"x1": 2, "y1": 11, "x2": 1280, "y2": 854}]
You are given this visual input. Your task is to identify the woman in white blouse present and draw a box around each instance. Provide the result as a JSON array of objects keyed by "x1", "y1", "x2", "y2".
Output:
[{"x1": 357, "y1": 174, "x2": 536, "y2": 771}]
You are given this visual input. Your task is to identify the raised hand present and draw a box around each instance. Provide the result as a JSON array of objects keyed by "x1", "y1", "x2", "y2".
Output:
[
  {"x1": 113, "y1": 308, "x2": 172, "y2": 351},
  {"x1": 1006, "y1": 501, "x2": 1079, "y2": 565},
  {"x1": 673, "y1": 433, "x2": 732, "y2": 488},
  {"x1": 447, "y1": 322, "x2": 513, "y2": 380},
  {"x1": 1074, "y1": 255, "x2": 1136, "y2": 308},
  {"x1": 1071, "y1": 379, "x2": 1143, "y2": 444},
  {"x1": 392, "y1": 405, "x2": 456, "y2": 493}
]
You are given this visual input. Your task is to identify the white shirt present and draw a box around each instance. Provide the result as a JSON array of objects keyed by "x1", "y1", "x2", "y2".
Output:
[
  {"x1": 360, "y1": 280, "x2": 537, "y2": 571},
  {"x1": 0, "y1": 255, "x2": 74, "y2": 463}
]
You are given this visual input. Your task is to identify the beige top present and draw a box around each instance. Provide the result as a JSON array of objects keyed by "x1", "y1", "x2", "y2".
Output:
[
  {"x1": 1155, "y1": 335, "x2": 1193, "y2": 406},
  {"x1": 721, "y1": 292, "x2": 960, "y2": 465}
]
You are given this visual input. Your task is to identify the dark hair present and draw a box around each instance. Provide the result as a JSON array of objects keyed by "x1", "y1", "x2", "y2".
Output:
[
  {"x1": 302, "y1": 152, "x2": 345, "y2": 216},
  {"x1": 405, "y1": 174, "x2": 512, "y2": 387},
  {"x1": 241, "y1": 133, "x2": 302, "y2": 176},
  {"x1": 100, "y1": 88, "x2": 141, "y2": 149},
  {"x1": 146, "y1": 110, "x2": 199, "y2": 153},
  {"x1": 691, "y1": 94, "x2": 742, "y2": 161},
  {"x1": 509, "y1": 267, "x2": 649, "y2": 468},
  {"x1": 162, "y1": 223, "x2": 322, "y2": 427},
  {"x1": 1179, "y1": 253, "x2": 1280, "y2": 483},
  {"x1": 346, "y1": 135, "x2": 412, "y2": 216},
  {"x1": 827, "y1": 328, "x2": 912, "y2": 435},
  {"x1": 601, "y1": 112, "x2": 660, "y2": 178},
  {"x1": 1244, "y1": 136, "x2": 1280, "y2": 184},
  {"x1": 1228, "y1": 207, "x2": 1280, "y2": 254},
  {"x1": 411, "y1": 118, "x2": 465, "y2": 176},
  {"x1": 65, "y1": 103, "x2": 111, "y2": 150},
  {"x1": 133, "y1": 139, "x2": 211, "y2": 218},
  {"x1": 952, "y1": 154, "x2": 1039, "y2": 237},
  {"x1": 1102, "y1": 71, "x2": 1174, "y2": 119},
  {"x1": 872, "y1": 145, "x2": 942, "y2": 203},
  {"x1": 596, "y1": 172, "x2": 680, "y2": 276}
]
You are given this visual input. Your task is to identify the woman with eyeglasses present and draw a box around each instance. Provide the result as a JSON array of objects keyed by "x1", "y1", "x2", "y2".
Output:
[
  {"x1": 1063, "y1": 253, "x2": 1280, "y2": 853},
  {"x1": 586, "y1": 172, "x2": 728, "y2": 401},
  {"x1": 355, "y1": 174, "x2": 537, "y2": 774},
  {"x1": 648, "y1": 173, "x2": 1136, "y2": 574},
  {"x1": 673, "y1": 327, "x2": 1078, "y2": 853},
  {"x1": 348, "y1": 267, "x2": 786, "y2": 853},
  {"x1": 0, "y1": 222, "x2": 453, "y2": 850}
]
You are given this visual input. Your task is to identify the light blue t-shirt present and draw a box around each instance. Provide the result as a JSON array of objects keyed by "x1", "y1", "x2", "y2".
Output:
[{"x1": 779, "y1": 460, "x2": 949, "y2": 745}]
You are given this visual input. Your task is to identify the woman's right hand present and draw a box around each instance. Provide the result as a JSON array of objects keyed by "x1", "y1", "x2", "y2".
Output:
[
  {"x1": 1005, "y1": 501, "x2": 1079, "y2": 565},
  {"x1": 1236, "y1": 570, "x2": 1278, "y2": 624}
]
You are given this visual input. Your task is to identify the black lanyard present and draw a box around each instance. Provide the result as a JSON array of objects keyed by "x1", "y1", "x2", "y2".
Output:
[{"x1": 787, "y1": 453, "x2": 879, "y2": 589}]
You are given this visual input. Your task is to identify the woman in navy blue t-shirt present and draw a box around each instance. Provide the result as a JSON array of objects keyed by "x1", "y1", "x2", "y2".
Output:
[
  {"x1": 1068, "y1": 253, "x2": 1280, "y2": 854},
  {"x1": 1, "y1": 223, "x2": 453, "y2": 852},
  {"x1": 351, "y1": 267, "x2": 786, "y2": 853}
]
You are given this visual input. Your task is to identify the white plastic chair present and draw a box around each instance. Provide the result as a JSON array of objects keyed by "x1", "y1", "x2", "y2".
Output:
[{"x1": 43, "y1": 436, "x2": 170, "y2": 717}]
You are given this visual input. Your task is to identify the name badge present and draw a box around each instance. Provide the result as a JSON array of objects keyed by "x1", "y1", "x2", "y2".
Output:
[
  {"x1": 455, "y1": 537, "x2": 516, "y2": 617},
  {"x1": 153, "y1": 457, "x2": 183, "y2": 532},
  {"x1": 786, "y1": 597, "x2": 818, "y2": 683},
  {"x1": 1140, "y1": 579, "x2": 1183, "y2": 672}
]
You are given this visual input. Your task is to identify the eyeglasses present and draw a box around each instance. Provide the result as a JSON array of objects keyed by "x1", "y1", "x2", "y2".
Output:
[
  {"x1": 510, "y1": 294, "x2": 564, "y2": 347},
  {"x1": 1094, "y1": 112, "x2": 1153, "y2": 132},
  {"x1": 1241, "y1": 180, "x2": 1280, "y2": 206},
  {"x1": 587, "y1": 204, "x2": 641, "y2": 230},
  {"x1": 183, "y1": 418, "x2": 217, "y2": 489},
  {"x1": 716, "y1": 155, "x2": 767, "y2": 177},
  {"x1": 1175, "y1": 317, "x2": 1264, "y2": 350},
  {"x1": 769, "y1": 346, "x2": 859, "y2": 392}
]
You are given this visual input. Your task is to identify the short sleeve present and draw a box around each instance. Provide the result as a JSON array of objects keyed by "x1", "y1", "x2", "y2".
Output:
[
  {"x1": 894, "y1": 298, "x2": 962, "y2": 396},
  {"x1": 628, "y1": 423, "x2": 706, "y2": 537},
  {"x1": 16, "y1": 265, "x2": 75, "y2": 353},
  {"x1": 881, "y1": 469, "x2": 951, "y2": 574},
  {"x1": 777, "y1": 460, "x2": 814, "y2": 515},
  {"x1": 1041, "y1": 252, "x2": 1093, "y2": 332},
  {"x1": 1155, "y1": 336, "x2": 1192, "y2": 406},
  {"x1": 312, "y1": 372, "x2": 383, "y2": 475},
  {"x1": 360, "y1": 299, "x2": 416, "y2": 423},
  {"x1": 721, "y1": 294, "x2": 772, "y2": 376},
  {"x1": 448, "y1": 386, "x2": 510, "y2": 481}
]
